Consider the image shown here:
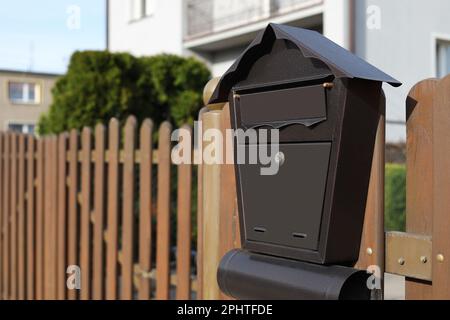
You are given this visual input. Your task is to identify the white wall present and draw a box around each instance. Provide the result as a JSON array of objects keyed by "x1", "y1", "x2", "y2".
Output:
[
  {"x1": 108, "y1": 0, "x2": 184, "y2": 56},
  {"x1": 323, "y1": 0, "x2": 352, "y2": 49},
  {"x1": 355, "y1": 0, "x2": 450, "y2": 142}
]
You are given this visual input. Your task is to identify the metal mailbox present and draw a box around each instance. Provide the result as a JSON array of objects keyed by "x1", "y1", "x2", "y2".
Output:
[{"x1": 209, "y1": 23, "x2": 401, "y2": 266}]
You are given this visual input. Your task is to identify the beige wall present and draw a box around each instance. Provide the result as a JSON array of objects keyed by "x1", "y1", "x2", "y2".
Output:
[{"x1": 0, "y1": 71, "x2": 58, "y2": 133}]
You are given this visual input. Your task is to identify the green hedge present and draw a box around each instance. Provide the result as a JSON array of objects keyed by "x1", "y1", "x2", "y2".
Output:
[
  {"x1": 38, "y1": 51, "x2": 211, "y2": 135},
  {"x1": 385, "y1": 163, "x2": 406, "y2": 231}
]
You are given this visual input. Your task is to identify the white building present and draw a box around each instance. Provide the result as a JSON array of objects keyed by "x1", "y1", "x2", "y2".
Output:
[{"x1": 107, "y1": 0, "x2": 450, "y2": 142}]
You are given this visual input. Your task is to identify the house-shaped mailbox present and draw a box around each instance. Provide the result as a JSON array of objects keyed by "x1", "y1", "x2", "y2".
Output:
[{"x1": 210, "y1": 24, "x2": 401, "y2": 265}]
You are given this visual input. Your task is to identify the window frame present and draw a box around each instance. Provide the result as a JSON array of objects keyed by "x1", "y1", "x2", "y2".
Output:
[
  {"x1": 7, "y1": 80, "x2": 42, "y2": 105},
  {"x1": 128, "y1": 0, "x2": 156, "y2": 23},
  {"x1": 431, "y1": 33, "x2": 450, "y2": 78},
  {"x1": 5, "y1": 121, "x2": 37, "y2": 134}
]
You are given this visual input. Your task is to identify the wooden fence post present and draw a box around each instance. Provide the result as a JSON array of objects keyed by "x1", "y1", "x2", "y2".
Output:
[
  {"x1": 201, "y1": 110, "x2": 223, "y2": 300},
  {"x1": 431, "y1": 75, "x2": 450, "y2": 299},
  {"x1": 356, "y1": 92, "x2": 386, "y2": 299},
  {"x1": 404, "y1": 79, "x2": 437, "y2": 299}
]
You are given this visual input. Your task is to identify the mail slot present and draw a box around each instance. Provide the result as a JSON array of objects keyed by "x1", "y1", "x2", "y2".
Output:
[
  {"x1": 210, "y1": 23, "x2": 401, "y2": 300},
  {"x1": 236, "y1": 84, "x2": 327, "y2": 129}
]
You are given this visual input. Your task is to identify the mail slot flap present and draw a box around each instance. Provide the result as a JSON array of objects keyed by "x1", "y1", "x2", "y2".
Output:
[{"x1": 237, "y1": 84, "x2": 327, "y2": 129}]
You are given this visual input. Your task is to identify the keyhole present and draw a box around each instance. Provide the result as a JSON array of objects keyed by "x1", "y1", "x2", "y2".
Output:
[{"x1": 274, "y1": 151, "x2": 285, "y2": 166}]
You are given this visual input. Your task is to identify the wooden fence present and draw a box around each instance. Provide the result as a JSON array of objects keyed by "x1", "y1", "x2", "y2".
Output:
[
  {"x1": 1, "y1": 74, "x2": 450, "y2": 300},
  {"x1": 0, "y1": 117, "x2": 198, "y2": 300}
]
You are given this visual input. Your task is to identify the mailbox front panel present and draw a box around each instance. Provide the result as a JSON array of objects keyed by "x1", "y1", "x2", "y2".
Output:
[{"x1": 238, "y1": 142, "x2": 331, "y2": 251}]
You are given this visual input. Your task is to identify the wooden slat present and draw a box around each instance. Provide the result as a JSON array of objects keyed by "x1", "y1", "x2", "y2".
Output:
[
  {"x1": 35, "y1": 138, "x2": 45, "y2": 300},
  {"x1": 67, "y1": 130, "x2": 79, "y2": 300},
  {"x1": 138, "y1": 119, "x2": 153, "y2": 300},
  {"x1": 1, "y1": 133, "x2": 8, "y2": 299},
  {"x1": 51, "y1": 137, "x2": 59, "y2": 299},
  {"x1": 156, "y1": 121, "x2": 172, "y2": 300},
  {"x1": 201, "y1": 111, "x2": 222, "y2": 299},
  {"x1": 432, "y1": 75, "x2": 450, "y2": 299},
  {"x1": 218, "y1": 105, "x2": 239, "y2": 300},
  {"x1": 17, "y1": 135, "x2": 26, "y2": 300},
  {"x1": 356, "y1": 94, "x2": 386, "y2": 299},
  {"x1": 26, "y1": 135, "x2": 36, "y2": 300},
  {"x1": 57, "y1": 133, "x2": 68, "y2": 300},
  {"x1": 405, "y1": 79, "x2": 437, "y2": 299},
  {"x1": 122, "y1": 116, "x2": 136, "y2": 300},
  {"x1": 93, "y1": 124, "x2": 106, "y2": 300},
  {"x1": 106, "y1": 119, "x2": 119, "y2": 300},
  {"x1": 44, "y1": 137, "x2": 58, "y2": 299},
  {"x1": 10, "y1": 133, "x2": 18, "y2": 300},
  {"x1": 80, "y1": 128, "x2": 92, "y2": 300},
  {"x1": 176, "y1": 125, "x2": 192, "y2": 300},
  {"x1": 196, "y1": 109, "x2": 207, "y2": 300}
]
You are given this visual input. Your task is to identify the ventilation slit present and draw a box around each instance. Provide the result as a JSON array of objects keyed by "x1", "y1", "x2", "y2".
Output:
[
  {"x1": 254, "y1": 227, "x2": 266, "y2": 233},
  {"x1": 292, "y1": 232, "x2": 307, "y2": 239}
]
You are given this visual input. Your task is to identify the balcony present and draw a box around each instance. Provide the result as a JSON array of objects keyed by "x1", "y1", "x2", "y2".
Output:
[{"x1": 185, "y1": 0, "x2": 324, "y2": 41}]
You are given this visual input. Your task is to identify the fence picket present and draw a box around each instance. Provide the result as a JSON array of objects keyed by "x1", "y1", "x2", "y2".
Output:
[
  {"x1": 176, "y1": 125, "x2": 192, "y2": 300},
  {"x1": 138, "y1": 119, "x2": 153, "y2": 300},
  {"x1": 57, "y1": 133, "x2": 68, "y2": 299},
  {"x1": 80, "y1": 128, "x2": 92, "y2": 300},
  {"x1": 17, "y1": 135, "x2": 26, "y2": 300},
  {"x1": 44, "y1": 137, "x2": 58, "y2": 299},
  {"x1": 26, "y1": 135, "x2": 35, "y2": 300},
  {"x1": 10, "y1": 133, "x2": 18, "y2": 300},
  {"x1": 93, "y1": 124, "x2": 106, "y2": 300},
  {"x1": 35, "y1": 138, "x2": 44, "y2": 300},
  {"x1": 156, "y1": 122, "x2": 172, "y2": 300},
  {"x1": 1, "y1": 133, "x2": 9, "y2": 299},
  {"x1": 106, "y1": 119, "x2": 119, "y2": 300},
  {"x1": 3, "y1": 133, "x2": 11, "y2": 300},
  {"x1": 67, "y1": 130, "x2": 79, "y2": 300},
  {"x1": 122, "y1": 117, "x2": 137, "y2": 300}
]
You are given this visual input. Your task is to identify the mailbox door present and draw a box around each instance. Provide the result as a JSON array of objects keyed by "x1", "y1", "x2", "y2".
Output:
[{"x1": 238, "y1": 142, "x2": 331, "y2": 251}]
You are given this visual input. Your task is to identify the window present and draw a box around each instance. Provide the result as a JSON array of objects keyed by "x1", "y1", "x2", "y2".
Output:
[
  {"x1": 8, "y1": 81, "x2": 41, "y2": 104},
  {"x1": 437, "y1": 40, "x2": 450, "y2": 78},
  {"x1": 8, "y1": 123, "x2": 36, "y2": 134},
  {"x1": 129, "y1": 0, "x2": 156, "y2": 21}
]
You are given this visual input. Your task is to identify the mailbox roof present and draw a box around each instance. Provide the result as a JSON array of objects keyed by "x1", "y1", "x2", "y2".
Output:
[{"x1": 209, "y1": 23, "x2": 402, "y2": 104}]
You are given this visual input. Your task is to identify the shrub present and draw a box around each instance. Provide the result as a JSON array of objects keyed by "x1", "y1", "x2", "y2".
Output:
[
  {"x1": 38, "y1": 51, "x2": 211, "y2": 134},
  {"x1": 385, "y1": 163, "x2": 406, "y2": 231}
]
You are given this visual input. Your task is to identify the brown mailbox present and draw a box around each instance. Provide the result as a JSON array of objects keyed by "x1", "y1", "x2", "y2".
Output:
[{"x1": 209, "y1": 23, "x2": 401, "y2": 265}]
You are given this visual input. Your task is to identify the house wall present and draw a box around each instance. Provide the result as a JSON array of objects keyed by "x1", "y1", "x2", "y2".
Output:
[
  {"x1": 107, "y1": 0, "x2": 450, "y2": 142},
  {"x1": 0, "y1": 71, "x2": 58, "y2": 132},
  {"x1": 354, "y1": 0, "x2": 450, "y2": 142},
  {"x1": 108, "y1": 0, "x2": 184, "y2": 56}
]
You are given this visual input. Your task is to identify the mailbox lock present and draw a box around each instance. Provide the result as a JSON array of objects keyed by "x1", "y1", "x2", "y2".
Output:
[{"x1": 274, "y1": 151, "x2": 285, "y2": 166}]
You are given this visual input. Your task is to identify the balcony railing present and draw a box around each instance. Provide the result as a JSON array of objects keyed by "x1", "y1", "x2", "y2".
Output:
[{"x1": 185, "y1": 0, "x2": 322, "y2": 39}]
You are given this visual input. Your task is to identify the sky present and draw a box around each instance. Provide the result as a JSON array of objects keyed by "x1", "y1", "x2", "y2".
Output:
[{"x1": 0, "y1": 0, "x2": 106, "y2": 74}]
